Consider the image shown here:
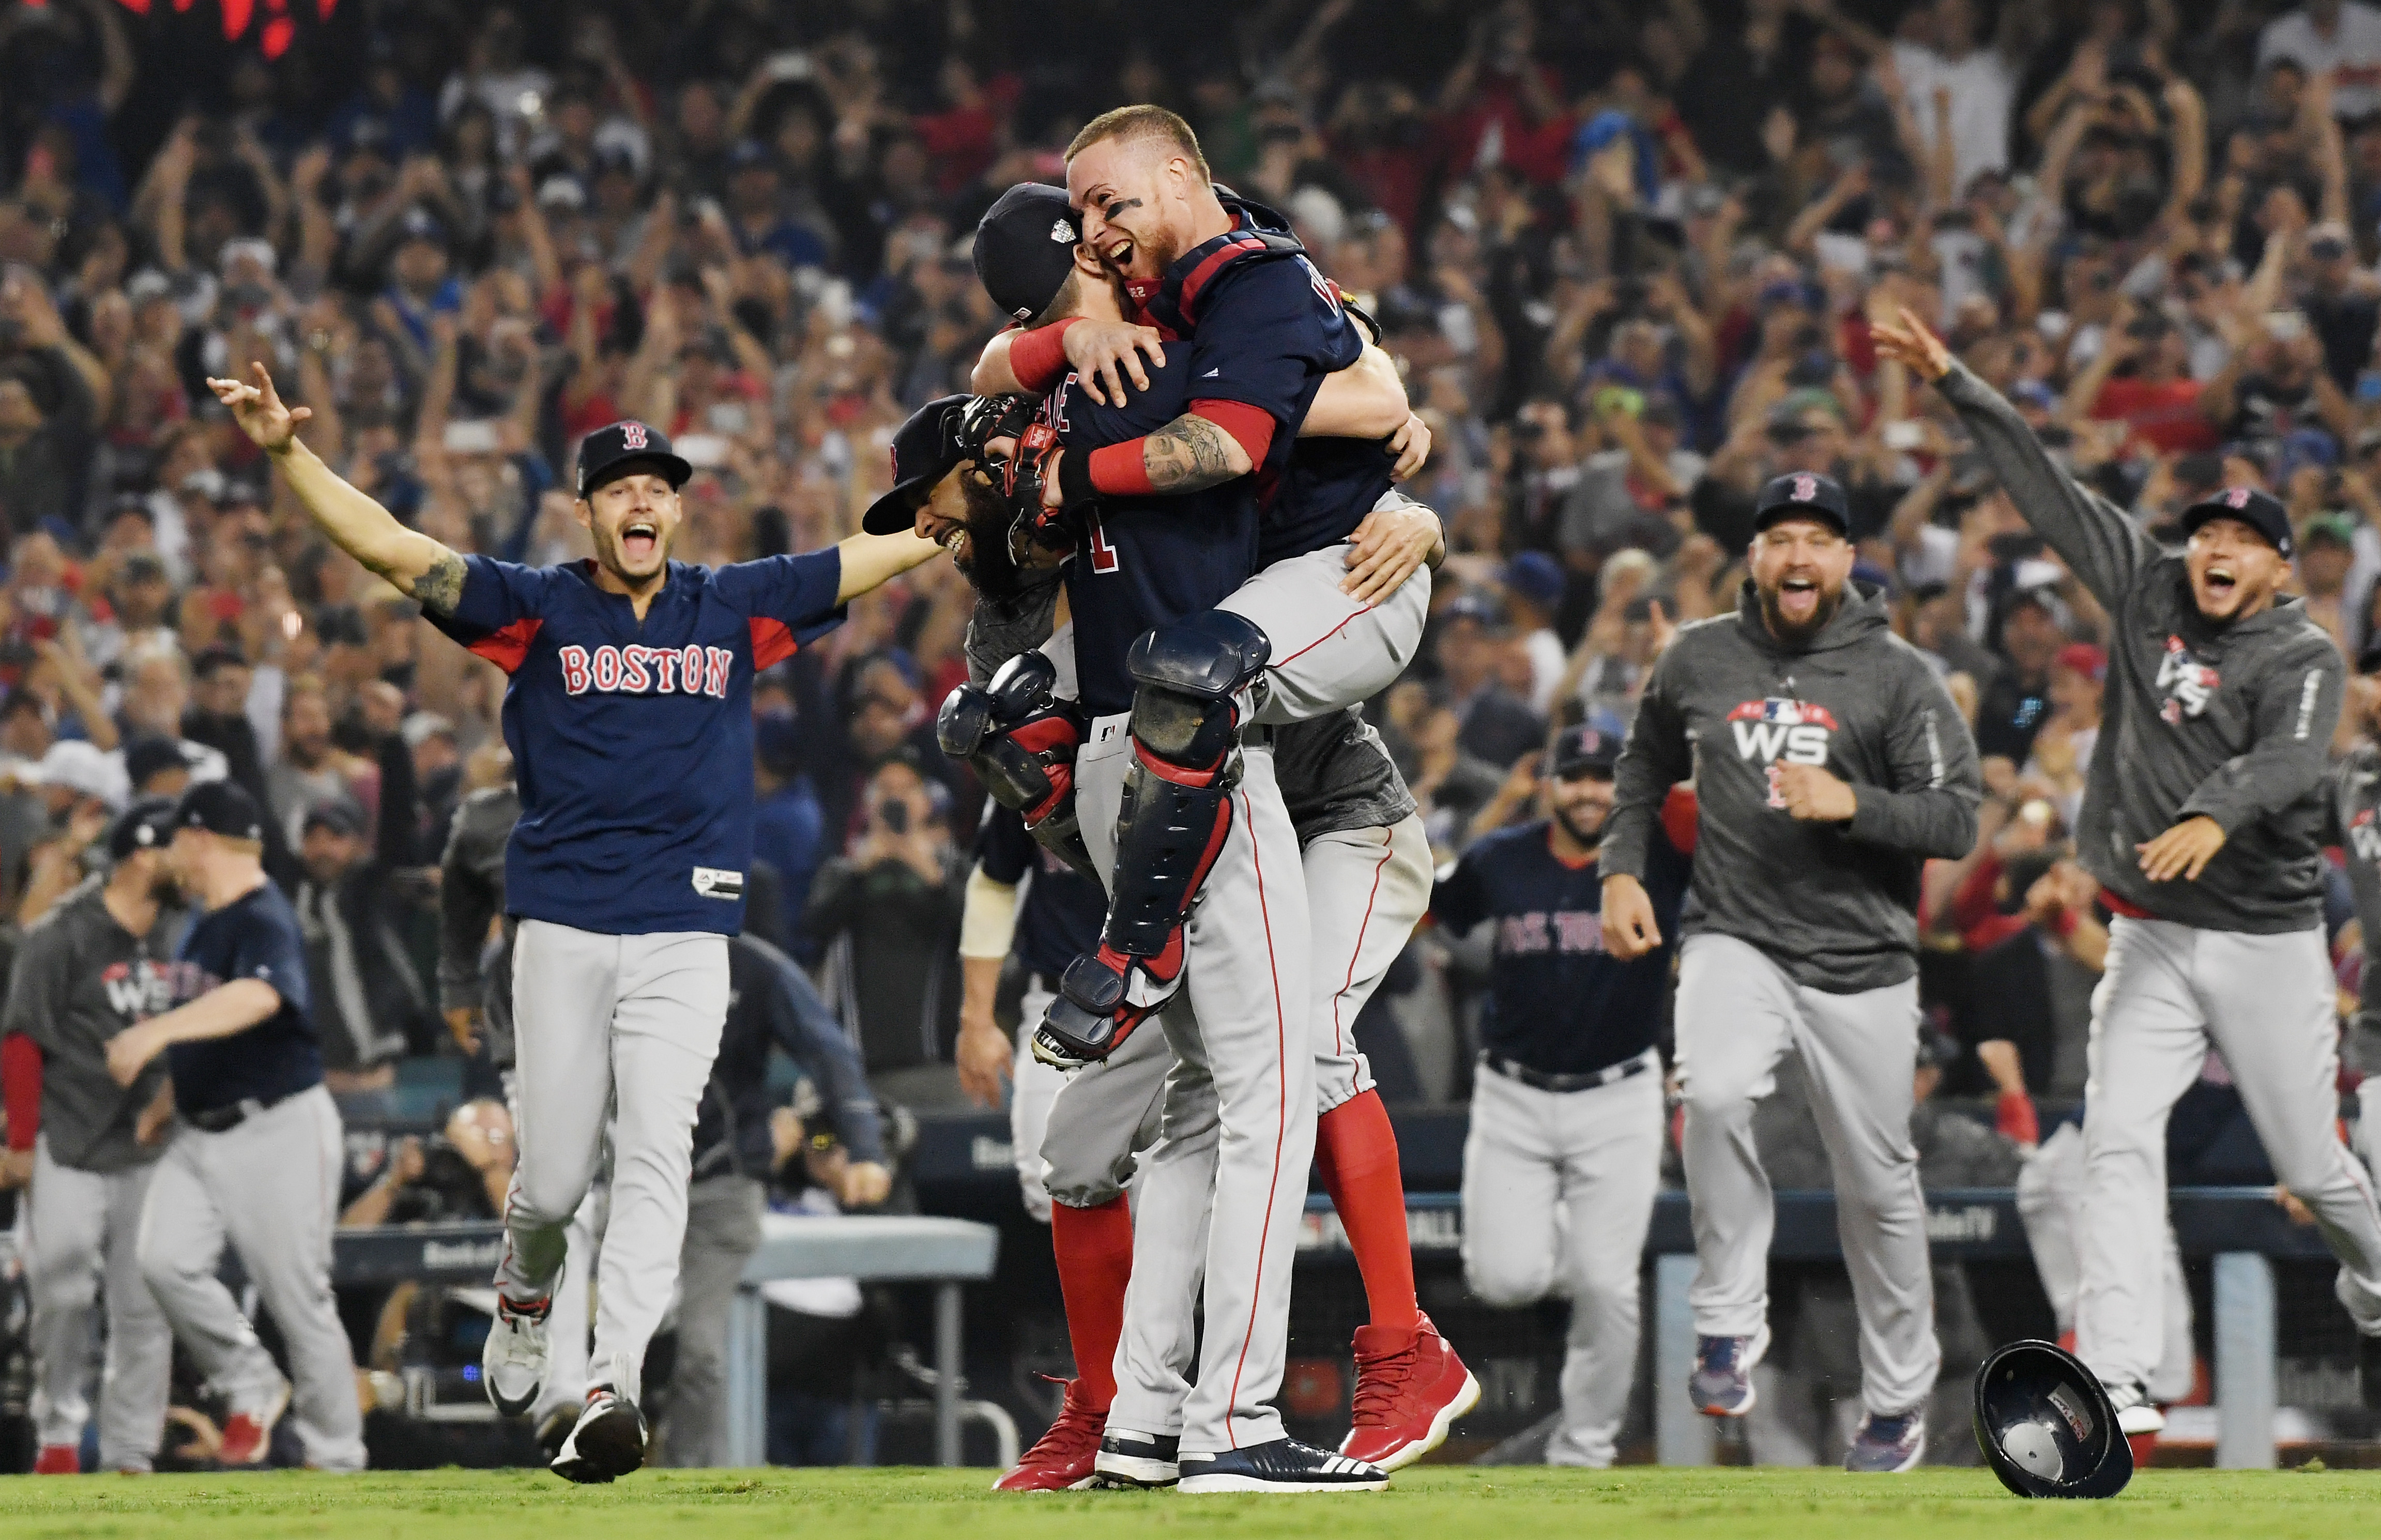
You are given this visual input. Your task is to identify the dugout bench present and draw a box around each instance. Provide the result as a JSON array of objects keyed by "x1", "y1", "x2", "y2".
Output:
[{"x1": 330, "y1": 1213, "x2": 999, "y2": 1467}]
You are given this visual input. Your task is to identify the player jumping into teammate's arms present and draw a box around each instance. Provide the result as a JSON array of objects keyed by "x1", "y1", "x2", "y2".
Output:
[
  {"x1": 207, "y1": 363, "x2": 941, "y2": 1482},
  {"x1": 1874, "y1": 307, "x2": 2381, "y2": 1436}
]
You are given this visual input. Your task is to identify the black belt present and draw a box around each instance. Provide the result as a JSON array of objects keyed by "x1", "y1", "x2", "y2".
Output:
[
  {"x1": 186, "y1": 1090, "x2": 293, "y2": 1134},
  {"x1": 1481, "y1": 1050, "x2": 1656, "y2": 1095}
]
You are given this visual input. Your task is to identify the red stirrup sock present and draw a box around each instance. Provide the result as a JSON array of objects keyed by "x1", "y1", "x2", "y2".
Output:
[
  {"x1": 1317, "y1": 1089, "x2": 1420, "y2": 1335},
  {"x1": 1049, "y1": 1194, "x2": 1134, "y2": 1404}
]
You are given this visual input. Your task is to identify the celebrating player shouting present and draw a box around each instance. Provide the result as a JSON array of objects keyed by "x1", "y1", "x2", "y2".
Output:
[
  {"x1": 206, "y1": 363, "x2": 941, "y2": 1482},
  {"x1": 1874, "y1": 307, "x2": 2381, "y2": 1437},
  {"x1": 1601, "y1": 469, "x2": 1981, "y2": 1473}
]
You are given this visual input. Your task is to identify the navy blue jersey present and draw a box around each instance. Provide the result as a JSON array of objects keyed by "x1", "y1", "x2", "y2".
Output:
[
  {"x1": 426, "y1": 553, "x2": 846, "y2": 935},
  {"x1": 1141, "y1": 212, "x2": 1384, "y2": 564},
  {"x1": 1431, "y1": 823, "x2": 1692, "y2": 1079},
  {"x1": 166, "y1": 881, "x2": 322, "y2": 1115},
  {"x1": 975, "y1": 804, "x2": 1106, "y2": 980},
  {"x1": 1045, "y1": 364, "x2": 1259, "y2": 717}
]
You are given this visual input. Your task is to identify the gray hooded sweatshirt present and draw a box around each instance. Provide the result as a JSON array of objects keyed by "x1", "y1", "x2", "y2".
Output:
[
  {"x1": 1941, "y1": 361, "x2": 2343, "y2": 934},
  {"x1": 1604, "y1": 582, "x2": 1982, "y2": 993}
]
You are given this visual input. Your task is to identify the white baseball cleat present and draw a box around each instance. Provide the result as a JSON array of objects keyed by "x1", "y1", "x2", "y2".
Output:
[{"x1": 482, "y1": 1293, "x2": 552, "y2": 1417}]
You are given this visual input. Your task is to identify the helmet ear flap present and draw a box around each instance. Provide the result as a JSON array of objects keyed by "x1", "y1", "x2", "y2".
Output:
[{"x1": 1973, "y1": 1340, "x2": 2134, "y2": 1499}]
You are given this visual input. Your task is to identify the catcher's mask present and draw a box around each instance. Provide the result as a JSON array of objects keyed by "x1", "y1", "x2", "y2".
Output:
[{"x1": 1973, "y1": 1339, "x2": 2133, "y2": 1498}]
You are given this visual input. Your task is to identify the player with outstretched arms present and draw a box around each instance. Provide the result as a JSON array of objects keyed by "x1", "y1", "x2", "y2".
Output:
[{"x1": 206, "y1": 363, "x2": 941, "y2": 1482}]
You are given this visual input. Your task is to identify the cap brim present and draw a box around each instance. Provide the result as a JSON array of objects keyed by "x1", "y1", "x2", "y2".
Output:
[
  {"x1": 861, "y1": 474, "x2": 941, "y2": 536},
  {"x1": 1752, "y1": 503, "x2": 1850, "y2": 533},
  {"x1": 581, "y1": 452, "x2": 695, "y2": 498},
  {"x1": 2176, "y1": 499, "x2": 2285, "y2": 547}
]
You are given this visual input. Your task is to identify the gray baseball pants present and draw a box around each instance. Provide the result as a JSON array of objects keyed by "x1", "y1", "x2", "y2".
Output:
[
  {"x1": 2015, "y1": 1122, "x2": 2195, "y2": 1404},
  {"x1": 1072, "y1": 713, "x2": 1313, "y2": 1456},
  {"x1": 136, "y1": 1083, "x2": 364, "y2": 1470},
  {"x1": 24, "y1": 1138, "x2": 171, "y2": 1470},
  {"x1": 2078, "y1": 917, "x2": 2381, "y2": 1391},
  {"x1": 659, "y1": 1171, "x2": 766, "y2": 1467},
  {"x1": 500, "y1": 920, "x2": 730, "y2": 1403},
  {"x1": 1673, "y1": 932, "x2": 1940, "y2": 1417},
  {"x1": 1461, "y1": 1054, "x2": 1663, "y2": 1468}
]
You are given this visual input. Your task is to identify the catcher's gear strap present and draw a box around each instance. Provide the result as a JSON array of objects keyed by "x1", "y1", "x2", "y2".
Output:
[
  {"x1": 1093, "y1": 610, "x2": 1272, "y2": 960},
  {"x1": 956, "y1": 393, "x2": 1040, "y2": 463},
  {"x1": 959, "y1": 863, "x2": 1022, "y2": 961},
  {"x1": 1125, "y1": 611, "x2": 1271, "y2": 772},
  {"x1": 936, "y1": 651, "x2": 1082, "y2": 823},
  {"x1": 1143, "y1": 215, "x2": 1311, "y2": 337},
  {"x1": 1102, "y1": 749, "x2": 1236, "y2": 960}
]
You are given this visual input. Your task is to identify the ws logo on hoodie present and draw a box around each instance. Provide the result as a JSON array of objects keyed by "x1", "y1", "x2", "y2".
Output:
[{"x1": 1728, "y1": 697, "x2": 1838, "y2": 809}]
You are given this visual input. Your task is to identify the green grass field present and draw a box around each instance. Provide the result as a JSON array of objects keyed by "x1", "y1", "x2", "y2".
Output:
[{"x1": 7, "y1": 1467, "x2": 2381, "y2": 1540}]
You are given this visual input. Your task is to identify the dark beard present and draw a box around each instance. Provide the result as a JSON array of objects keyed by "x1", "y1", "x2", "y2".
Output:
[
  {"x1": 952, "y1": 473, "x2": 1029, "y2": 603},
  {"x1": 1554, "y1": 805, "x2": 1608, "y2": 849},
  {"x1": 1755, "y1": 582, "x2": 1844, "y2": 647}
]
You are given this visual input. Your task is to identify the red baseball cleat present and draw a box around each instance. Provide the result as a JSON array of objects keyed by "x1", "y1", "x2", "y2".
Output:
[
  {"x1": 33, "y1": 1444, "x2": 80, "y2": 1475},
  {"x1": 1339, "y1": 1313, "x2": 1481, "y2": 1471},
  {"x1": 992, "y1": 1378, "x2": 1106, "y2": 1491},
  {"x1": 217, "y1": 1379, "x2": 291, "y2": 1467}
]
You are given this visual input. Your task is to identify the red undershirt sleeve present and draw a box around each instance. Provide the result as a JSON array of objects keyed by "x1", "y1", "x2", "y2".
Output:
[
  {"x1": 2, "y1": 1033, "x2": 41, "y2": 1152},
  {"x1": 1083, "y1": 400, "x2": 1278, "y2": 499},
  {"x1": 1007, "y1": 319, "x2": 1080, "y2": 393}
]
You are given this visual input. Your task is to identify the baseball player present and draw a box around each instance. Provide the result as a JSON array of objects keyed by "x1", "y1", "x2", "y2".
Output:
[
  {"x1": 1433, "y1": 725, "x2": 1692, "y2": 1468},
  {"x1": 106, "y1": 780, "x2": 362, "y2": 1471},
  {"x1": 927, "y1": 163, "x2": 1446, "y2": 1486},
  {"x1": 206, "y1": 363, "x2": 941, "y2": 1481},
  {"x1": 2, "y1": 796, "x2": 181, "y2": 1474},
  {"x1": 1602, "y1": 468, "x2": 1982, "y2": 1473},
  {"x1": 968, "y1": 117, "x2": 1432, "y2": 1068},
  {"x1": 437, "y1": 773, "x2": 600, "y2": 1450},
  {"x1": 1876, "y1": 307, "x2": 2381, "y2": 1436}
]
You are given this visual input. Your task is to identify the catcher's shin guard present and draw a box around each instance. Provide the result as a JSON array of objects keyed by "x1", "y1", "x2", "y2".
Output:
[
  {"x1": 937, "y1": 651, "x2": 1094, "y2": 877},
  {"x1": 1036, "y1": 612, "x2": 1269, "y2": 1067}
]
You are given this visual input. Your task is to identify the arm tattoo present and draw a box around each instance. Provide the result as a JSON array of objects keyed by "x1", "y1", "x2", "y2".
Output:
[
  {"x1": 1143, "y1": 415, "x2": 1245, "y2": 493},
  {"x1": 414, "y1": 550, "x2": 467, "y2": 617}
]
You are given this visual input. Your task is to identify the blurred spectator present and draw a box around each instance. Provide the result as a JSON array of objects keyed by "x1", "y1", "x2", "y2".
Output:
[
  {"x1": 1437, "y1": 596, "x2": 1546, "y2": 770},
  {"x1": 295, "y1": 802, "x2": 434, "y2": 1116},
  {"x1": 755, "y1": 711, "x2": 827, "y2": 962},
  {"x1": 804, "y1": 752, "x2": 965, "y2": 1111},
  {"x1": 340, "y1": 1099, "x2": 514, "y2": 1227}
]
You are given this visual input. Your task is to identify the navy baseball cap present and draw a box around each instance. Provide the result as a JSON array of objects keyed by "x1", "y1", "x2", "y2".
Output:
[
  {"x1": 1753, "y1": 470, "x2": 1853, "y2": 535},
  {"x1": 2178, "y1": 485, "x2": 2293, "y2": 556},
  {"x1": 861, "y1": 394, "x2": 971, "y2": 535},
  {"x1": 173, "y1": 778, "x2": 264, "y2": 842},
  {"x1": 108, "y1": 795, "x2": 180, "y2": 862},
  {"x1": 1551, "y1": 723, "x2": 1621, "y2": 780},
  {"x1": 577, "y1": 420, "x2": 693, "y2": 499},
  {"x1": 975, "y1": 182, "x2": 1082, "y2": 325}
]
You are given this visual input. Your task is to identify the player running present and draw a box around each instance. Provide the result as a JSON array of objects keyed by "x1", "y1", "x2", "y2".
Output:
[
  {"x1": 3, "y1": 797, "x2": 182, "y2": 1474},
  {"x1": 1432, "y1": 726, "x2": 1691, "y2": 1468},
  {"x1": 109, "y1": 780, "x2": 363, "y2": 1471},
  {"x1": 206, "y1": 363, "x2": 941, "y2": 1482},
  {"x1": 1601, "y1": 468, "x2": 1981, "y2": 1473},
  {"x1": 1874, "y1": 307, "x2": 2381, "y2": 1433}
]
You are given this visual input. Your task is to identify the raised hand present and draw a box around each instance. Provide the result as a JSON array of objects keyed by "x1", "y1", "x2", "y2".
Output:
[
  {"x1": 1869, "y1": 305, "x2": 1953, "y2": 382},
  {"x1": 207, "y1": 362, "x2": 311, "y2": 453}
]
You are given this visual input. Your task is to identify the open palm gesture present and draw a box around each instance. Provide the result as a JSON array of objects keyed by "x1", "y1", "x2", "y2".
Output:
[{"x1": 206, "y1": 362, "x2": 312, "y2": 453}]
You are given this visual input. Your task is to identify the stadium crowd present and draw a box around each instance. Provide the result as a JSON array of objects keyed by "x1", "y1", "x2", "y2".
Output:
[{"x1": 2, "y1": 0, "x2": 2381, "y2": 1469}]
